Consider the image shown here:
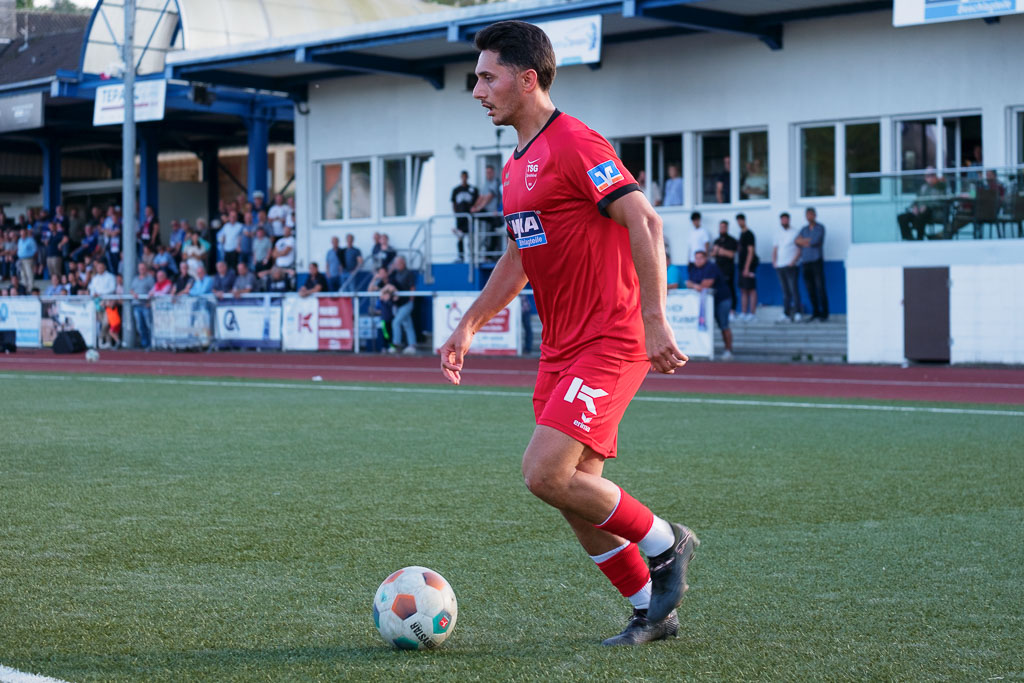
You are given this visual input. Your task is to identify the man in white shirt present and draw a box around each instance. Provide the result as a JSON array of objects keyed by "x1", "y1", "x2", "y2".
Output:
[
  {"x1": 771, "y1": 211, "x2": 803, "y2": 322},
  {"x1": 267, "y1": 193, "x2": 292, "y2": 238},
  {"x1": 686, "y1": 211, "x2": 711, "y2": 267},
  {"x1": 87, "y1": 260, "x2": 116, "y2": 297},
  {"x1": 218, "y1": 210, "x2": 244, "y2": 270},
  {"x1": 273, "y1": 226, "x2": 296, "y2": 270}
]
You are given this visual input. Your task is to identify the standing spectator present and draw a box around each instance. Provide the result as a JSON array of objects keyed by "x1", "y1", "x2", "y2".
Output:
[
  {"x1": 740, "y1": 158, "x2": 768, "y2": 200},
  {"x1": 665, "y1": 249, "x2": 683, "y2": 291},
  {"x1": 325, "y1": 236, "x2": 343, "y2": 291},
  {"x1": 138, "y1": 205, "x2": 158, "y2": 252},
  {"x1": 285, "y1": 196, "x2": 297, "y2": 232},
  {"x1": 174, "y1": 262, "x2": 194, "y2": 295},
  {"x1": 636, "y1": 169, "x2": 662, "y2": 207},
  {"x1": 372, "y1": 283, "x2": 397, "y2": 352},
  {"x1": 45, "y1": 221, "x2": 68, "y2": 278},
  {"x1": 686, "y1": 212, "x2": 710, "y2": 267},
  {"x1": 103, "y1": 211, "x2": 122, "y2": 276},
  {"x1": 43, "y1": 273, "x2": 63, "y2": 297},
  {"x1": 796, "y1": 207, "x2": 828, "y2": 322},
  {"x1": 389, "y1": 255, "x2": 417, "y2": 354},
  {"x1": 88, "y1": 259, "x2": 116, "y2": 297},
  {"x1": 149, "y1": 268, "x2": 173, "y2": 297},
  {"x1": 373, "y1": 233, "x2": 397, "y2": 271},
  {"x1": 68, "y1": 207, "x2": 86, "y2": 248},
  {"x1": 252, "y1": 226, "x2": 274, "y2": 277},
  {"x1": 686, "y1": 250, "x2": 733, "y2": 359},
  {"x1": 736, "y1": 213, "x2": 758, "y2": 321},
  {"x1": 664, "y1": 164, "x2": 683, "y2": 206},
  {"x1": 715, "y1": 155, "x2": 731, "y2": 204},
  {"x1": 71, "y1": 224, "x2": 102, "y2": 263},
  {"x1": 251, "y1": 190, "x2": 266, "y2": 214},
  {"x1": 129, "y1": 262, "x2": 155, "y2": 349},
  {"x1": 168, "y1": 220, "x2": 187, "y2": 263},
  {"x1": 239, "y1": 211, "x2": 255, "y2": 269},
  {"x1": 367, "y1": 266, "x2": 390, "y2": 292},
  {"x1": 231, "y1": 261, "x2": 258, "y2": 296},
  {"x1": 16, "y1": 227, "x2": 37, "y2": 290},
  {"x1": 182, "y1": 231, "x2": 209, "y2": 277},
  {"x1": 772, "y1": 212, "x2": 803, "y2": 322},
  {"x1": 710, "y1": 219, "x2": 737, "y2": 315},
  {"x1": 152, "y1": 245, "x2": 178, "y2": 276},
  {"x1": 339, "y1": 233, "x2": 363, "y2": 291},
  {"x1": 190, "y1": 264, "x2": 214, "y2": 296},
  {"x1": 2, "y1": 228, "x2": 18, "y2": 279},
  {"x1": 451, "y1": 170, "x2": 479, "y2": 262},
  {"x1": 88, "y1": 260, "x2": 119, "y2": 348},
  {"x1": 268, "y1": 193, "x2": 291, "y2": 238},
  {"x1": 299, "y1": 262, "x2": 328, "y2": 298},
  {"x1": 218, "y1": 210, "x2": 244, "y2": 269},
  {"x1": 211, "y1": 261, "x2": 236, "y2": 298},
  {"x1": 471, "y1": 164, "x2": 503, "y2": 258},
  {"x1": 273, "y1": 225, "x2": 296, "y2": 271}
]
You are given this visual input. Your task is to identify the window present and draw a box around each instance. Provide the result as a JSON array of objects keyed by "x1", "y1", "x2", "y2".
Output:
[
  {"x1": 612, "y1": 134, "x2": 683, "y2": 207},
  {"x1": 897, "y1": 113, "x2": 981, "y2": 192},
  {"x1": 383, "y1": 158, "x2": 407, "y2": 217},
  {"x1": 1018, "y1": 111, "x2": 1024, "y2": 165},
  {"x1": 845, "y1": 122, "x2": 881, "y2": 195},
  {"x1": 699, "y1": 131, "x2": 730, "y2": 204},
  {"x1": 350, "y1": 161, "x2": 371, "y2": 219},
  {"x1": 801, "y1": 126, "x2": 835, "y2": 197},
  {"x1": 738, "y1": 130, "x2": 768, "y2": 200},
  {"x1": 320, "y1": 159, "x2": 369, "y2": 221},
  {"x1": 321, "y1": 163, "x2": 343, "y2": 221},
  {"x1": 320, "y1": 153, "x2": 433, "y2": 222}
]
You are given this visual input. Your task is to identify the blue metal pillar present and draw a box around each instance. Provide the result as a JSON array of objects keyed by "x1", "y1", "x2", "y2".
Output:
[
  {"x1": 139, "y1": 127, "x2": 160, "y2": 226},
  {"x1": 202, "y1": 145, "x2": 220, "y2": 221},
  {"x1": 39, "y1": 139, "x2": 62, "y2": 212},
  {"x1": 245, "y1": 115, "x2": 270, "y2": 202}
]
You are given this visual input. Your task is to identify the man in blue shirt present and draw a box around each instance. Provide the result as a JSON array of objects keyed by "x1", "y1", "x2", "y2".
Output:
[
  {"x1": 663, "y1": 164, "x2": 683, "y2": 206},
  {"x1": 16, "y1": 228, "x2": 37, "y2": 290},
  {"x1": 795, "y1": 207, "x2": 828, "y2": 322},
  {"x1": 686, "y1": 250, "x2": 734, "y2": 359},
  {"x1": 190, "y1": 263, "x2": 215, "y2": 295}
]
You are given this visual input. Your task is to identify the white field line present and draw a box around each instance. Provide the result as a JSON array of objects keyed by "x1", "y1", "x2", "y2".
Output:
[
  {"x1": 0, "y1": 664, "x2": 73, "y2": 683},
  {"x1": 2, "y1": 355, "x2": 1023, "y2": 389},
  {"x1": 3, "y1": 372, "x2": 1023, "y2": 417}
]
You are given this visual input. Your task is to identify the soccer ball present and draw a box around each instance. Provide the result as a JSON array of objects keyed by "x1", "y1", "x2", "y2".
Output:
[
  {"x1": 85, "y1": 349, "x2": 100, "y2": 363},
  {"x1": 373, "y1": 566, "x2": 458, "y2": 650}
]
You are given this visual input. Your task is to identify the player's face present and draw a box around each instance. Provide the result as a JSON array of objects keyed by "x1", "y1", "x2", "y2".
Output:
[{"x1": 474, "y1": 50, "x2": 521, "y2": 126}]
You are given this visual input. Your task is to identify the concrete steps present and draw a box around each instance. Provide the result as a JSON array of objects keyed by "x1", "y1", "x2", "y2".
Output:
[{"x1": 715, "y1": 306, "x2": 847, "y2": 362}]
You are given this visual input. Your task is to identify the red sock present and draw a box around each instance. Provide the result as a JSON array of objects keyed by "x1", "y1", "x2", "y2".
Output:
[
  {"x1": 595, "y1": 487, "x2": 655, "y2": 543},
  {"x1": 595, "y1": 543, "x2": 650, "y2": 598}
]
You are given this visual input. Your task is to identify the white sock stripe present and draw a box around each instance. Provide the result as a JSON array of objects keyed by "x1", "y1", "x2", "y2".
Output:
[
  {"x1": 628, "y1": 580, "x2": 653, "y2": 610},
  {"x1": 588, "y1": 541, "x2": 630, "y2": 565},
  {"x1": 597, "y1": 488, "x2": 622, "y2": 528}
]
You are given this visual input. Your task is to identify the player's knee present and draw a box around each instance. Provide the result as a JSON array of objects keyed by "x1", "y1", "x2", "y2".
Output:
[{"x1": 522, "y1": 465, "x2": 565, "y2": 505}]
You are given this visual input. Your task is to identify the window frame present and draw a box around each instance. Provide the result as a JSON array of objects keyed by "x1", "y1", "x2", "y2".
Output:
[
  {"x1": 317, "y1": 152, "x2": 434, "y2": 225},
  {"x1": 1011, "y1": 106, "x2": 1024, "y2": 166},
  {"x1": 795, "y1": 117, "x2": 883, "y2": 202}
]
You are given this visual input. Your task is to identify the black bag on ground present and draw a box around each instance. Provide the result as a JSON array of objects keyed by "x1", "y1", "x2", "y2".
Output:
[
  {"x1": 53, "y1": 330, "x2": 86, "y2": 354},
  {"x1": 0, "y1": 330, "x2": 15, "y2": 353}
]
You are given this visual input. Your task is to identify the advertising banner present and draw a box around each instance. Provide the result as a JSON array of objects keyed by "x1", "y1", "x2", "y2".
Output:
[
  {"x1": 93, "y1": 79, "x2": 167, "y2": 126},
  {"x1": 41, "y1": 297, "x2": 94, "y2": 348},
  {"x1": 282, "y1": 296, "x2": 355, "y2": 351},
  {"x1": 0, "y1": 92, "x2": 44, "y2": 133},
  {"x1": 216, "y1": 297, "x2": 282, "y2": 349},
  {"x1": 666, "y1": 289, "x2": 714, "y2": 359},
  {"x1": 151, "y1": 297, "x2": 213, "y2": 349},
  {"x1": 536, "y1": 15, "x2": 602, "y2": 66},
  {"x1": 432, "y1": 294, "x2": 520, "y2": 355},
  {"x1": 0, "y1": 297, "x2": 42, "y2": 348},
  {"x1": 894, "y1": 0, "x2": 1022, "y2": 26}
]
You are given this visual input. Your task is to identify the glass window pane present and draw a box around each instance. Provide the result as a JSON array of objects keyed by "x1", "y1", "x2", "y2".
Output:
[
  {"x1": 350, "y1": 160, "x2": 371, "y2": 219},
  {"x1": 801, "y1": 126, "x2": 835, "y2": 197},
  {"x1": 1018, "y1": 112, "x2": 1024, "y2": 165},
  {"x1": 412, "y1": 153, "x2": 434, "y2": 217},
  {"x1": 321, "y1": 163, "x2": 342, "y2": 220},
  {"x1": 652, "y1": 134, "x2": 683, "y2": 206},
  {"x1": 738, "y1": 130, "x2": 768, "y2": 200},
  {"x1": 846, "y1": 122, "x2": 880, "y2": 195},
  {"x1": 700, "y1": 131, "x2": 730, "y2": 203},
  {"x1": 383, "y1": 158, "x2": 407, "y2": 217}
]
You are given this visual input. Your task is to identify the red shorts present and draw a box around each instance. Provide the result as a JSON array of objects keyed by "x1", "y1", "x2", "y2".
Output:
[{"x1": 533, "y1": 352, "x2": 650, "y2": 459}]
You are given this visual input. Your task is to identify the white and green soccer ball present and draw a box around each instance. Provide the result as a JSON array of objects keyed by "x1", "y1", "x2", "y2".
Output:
[{"x1": 373, "y1": 566, "x2": 457, "y2": 650}]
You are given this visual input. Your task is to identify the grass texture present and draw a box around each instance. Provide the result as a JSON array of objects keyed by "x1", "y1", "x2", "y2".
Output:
[{"x1": 1, "y1": 373, "x2": 1022, "y2": 681}]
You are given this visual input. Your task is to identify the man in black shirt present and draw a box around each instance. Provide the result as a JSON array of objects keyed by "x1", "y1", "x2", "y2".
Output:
[
  {"x1": 710, "y1": 219, "x2": 737, "y2": 315},
  {"x1": 736, "y1": 213, "x2": 759, "y2": 321},
  {"x1": 450, "y1": 171, "x2": 479, "y2": 262},
  {"x1": 300, "y1": 262, "x2": 328, "y2": 297}
]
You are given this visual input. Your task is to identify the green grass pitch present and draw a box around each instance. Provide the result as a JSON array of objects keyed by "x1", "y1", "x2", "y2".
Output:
[{"x1": 1, "y1": 374, "x2": 1022, "y2": 681}]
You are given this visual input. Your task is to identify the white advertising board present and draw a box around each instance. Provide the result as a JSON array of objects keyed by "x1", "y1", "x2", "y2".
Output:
[
  {"x1": 535, "y1": 15, "x2": 602, "y2": 66},
  {"x1": 432, "y1": 294, "x2": 521, "y2": 355},
  {"x1": 894, "y1": 0, "x2": 1022, "y2": 26},
  {"x1": 216, "y1": 299, "x2": 282, "y2": 348},
  {"x1": 0, "y1": 297, "x2": 42, "y2": 348},
  {"x1": 666, "y1": 289, "x2": 715, "y2": 359},
  {"x1": 55, "y1": 299, "x2": 97, "y2": 348},
  {"x1": 93, "y1": 79, "x2": 167, "y2": 126}
]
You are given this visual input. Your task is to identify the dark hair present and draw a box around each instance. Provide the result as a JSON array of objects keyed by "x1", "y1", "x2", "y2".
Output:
[
  {"x1": 806, "y1": 206, "x2": 817, "y2": 214},
  {"x1": 735, "y1": 213, "x2": 746, "y2": 220},
  {"x1": 780, "y1": 212, "x2": 790, "y2": 219},
  {"x1": 474, "y1": 21, "x2": 556, "y2": 92},
  {"x1": 690, "y1": 211, "x2": 702, "y2": 221},
  {"x1": 719, "y1": 220, "x2": 728, "y2": 227}
]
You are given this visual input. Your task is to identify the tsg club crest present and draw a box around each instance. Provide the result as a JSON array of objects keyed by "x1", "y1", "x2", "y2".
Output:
[{"x1": 525, "y1": 158, "x2": 540, "y2": 191}]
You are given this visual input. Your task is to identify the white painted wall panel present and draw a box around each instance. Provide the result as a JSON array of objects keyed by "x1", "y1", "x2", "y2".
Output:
[
  {"x1": 950, "y1": 264, "x2": 1024, "y2": 364},
  {"x1": 846, "y1": 266, "x2": 904, "y2": 364}
]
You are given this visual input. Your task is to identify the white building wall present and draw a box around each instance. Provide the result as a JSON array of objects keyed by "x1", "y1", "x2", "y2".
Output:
[{"x1": 297, "y1": 9, "x2": 1024, "y2": 271}]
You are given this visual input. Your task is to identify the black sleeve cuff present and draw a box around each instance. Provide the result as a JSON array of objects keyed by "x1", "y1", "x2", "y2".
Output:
[{"x1": 597, "y1": 183, "x2": 641, "y2": 218}]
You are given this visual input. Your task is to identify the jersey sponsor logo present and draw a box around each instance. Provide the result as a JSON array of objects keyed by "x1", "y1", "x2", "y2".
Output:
[
  {"x1": 505, "y1": 210, "x2": 547, "y2": 249},
  {"x1": 525, "y1": 158, "x2": 541, "y2": 191},
  {"x1": 563, "y1": 377, "x2": 608, "y2": 415},
  {"x1": 586, "y1": 160, "x2": 625, "y2": 192}
]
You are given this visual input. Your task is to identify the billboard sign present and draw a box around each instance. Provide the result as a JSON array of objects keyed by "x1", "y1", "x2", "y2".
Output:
[
  {"x1": 0, "y1": 92, "x2": 43, "y2": 133},
  {"x1": 93, "y1": 79, "x2": 167, "y2": 126},
  {"x1": 215, "y1": 297, "x2": 282, "y2": 349},
  {"x1": 432, "y1": 294, "x2": 520, "y2": 355},
  {"x1": 666, "y1": 289, "x2": 715, "y2": 359},
  {"x1": 0, "y1": 297, "x2": 42, "y2": 348},
  {"x1": 535, "y1": 15, "x2": 602, "y2": 66},
  {"x1": 894, "y1": 0, "x2": 1023, "y2": 26},
  {"x1": 282, "y1": 296, "x2": 354, "y2": 351}
]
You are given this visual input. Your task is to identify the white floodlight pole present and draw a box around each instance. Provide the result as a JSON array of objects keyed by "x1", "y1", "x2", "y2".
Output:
[{"x1": 121, "y1": 0, "x2": 137, "y2": 347}]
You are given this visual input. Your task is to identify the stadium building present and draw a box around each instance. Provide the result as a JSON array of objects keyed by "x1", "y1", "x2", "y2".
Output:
[{"x1": 2, "y1": 0, "x2": 1023, "y2": 362}]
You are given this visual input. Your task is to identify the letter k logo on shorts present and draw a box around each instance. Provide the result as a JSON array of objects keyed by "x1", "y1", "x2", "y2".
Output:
[{"x1": 563, "y1": 377, "x2": 608, "y2": 415}]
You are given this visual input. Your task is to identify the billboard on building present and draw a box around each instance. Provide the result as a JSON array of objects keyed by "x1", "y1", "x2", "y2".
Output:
[
  {"x1": 535, "y1": 15, "x2": 602, "y2": 66},
  {"x1": 93, "y1": 79, "x2": 167, "y2": 126},
  {"x1": 894, "y1": 0, "x2": 1022, "y2": 26}
]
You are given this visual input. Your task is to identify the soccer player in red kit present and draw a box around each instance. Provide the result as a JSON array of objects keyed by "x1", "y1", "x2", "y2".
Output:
[{"x1": 439, "y1": 20, "x2": 699, "y2": 646}]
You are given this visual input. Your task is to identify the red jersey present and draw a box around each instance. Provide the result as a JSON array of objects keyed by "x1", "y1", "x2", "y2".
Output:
[{"x1": 503, "y1": 111, "x2": 647, "y2": 370}]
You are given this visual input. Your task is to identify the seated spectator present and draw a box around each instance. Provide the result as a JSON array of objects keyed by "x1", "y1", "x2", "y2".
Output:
[
  {"x1": 141, "y1": 244, "x2": 156, "y2": 269},
  {"x1": 211, "y1": 261, "x2": 236, "y2": 298},
  {"x1": 190, "y1": 263, "x2": 214, "y2": 296},
  {"x1": 261, "y1": 266, "x2": 295, "y2": 293},
  {"x1": 367, "y1": 266, "x2": 390, "y2": 292},
  {"x1": 898, "y1": 169, "x2": 948, "y2": 240},
  {"x1": 43, "y1": 273, "x2": 63, "y2": 297},
  {"x1": 174, "y1": 262, "x2": 194, "y2": 295},
  {"x1": 686, "y1": 250, "x2": 733, "y2": 360},
  {"x1": 7, "y1": 275, "x2": 26, "y2": 296},
  {"x1": 152, "y1": 245, "x2": 178, "y2": 276},
  {"x1": 299, "y1": 262, "x2": 327, "y2": 298},
  {"x1": 231, "y1": 261, "x2": 258, "y2": 296},
  {"x1": 149, "y1": 268, "x2": 173, "y2": 296},
  {"x1": 252, "y1": 226, "x2": 274, "y2": 277},
  {"x1": 87, "y1": 259, "x2": 116, "y2": 298},
  {"x1": 168, "y1": 220, "x2": 187, "y2": 261},
  {"x1": 273, "y1": 225, "x2": 296, "y2": 272}
]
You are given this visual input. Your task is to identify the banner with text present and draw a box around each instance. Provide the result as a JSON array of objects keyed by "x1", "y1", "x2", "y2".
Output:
[
  {"x1": 93, "y1": 79, "x2": 167, "y2": 126},
  {"x1": 432, "y1": 294, "x2": 520, "y2": 355},
  {"x1": 667, "y1": 289, "x2": 714, "y2": 359},
  {"x1": 282, "y1": 296, "x2": 354, "y2": 351},
  {"x1": 0, "y1": 297, "x2": 42, "y2": 348},
  {"x1": 216, "y1": 297, "x2": 282, "y2": 349},
  {"x1": 151, "y1": 297, "x2": 213, "y2": 350},
  {"x1": 41, "y1": 297, "x2": 95, "y2": 348},
  {"x1": 894, "y1": 0, "x2": 1022, "y2": 25}
]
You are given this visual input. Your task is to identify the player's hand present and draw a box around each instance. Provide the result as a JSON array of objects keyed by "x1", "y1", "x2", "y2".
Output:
[
  {"x1": 644, "y1": 317, "x2": 688, "y2": 374},
  {"x1": 439, "y1": 326, "x2": 473, "y2": 385}
]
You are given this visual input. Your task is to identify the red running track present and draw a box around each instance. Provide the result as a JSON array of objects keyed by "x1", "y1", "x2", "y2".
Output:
[{"x1": 2, "y1": 349, "x2": 1023, "y2": 405}]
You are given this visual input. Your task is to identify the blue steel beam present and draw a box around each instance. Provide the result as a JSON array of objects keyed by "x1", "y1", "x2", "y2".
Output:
[
  {"x1": 635, "y1": 0, "x2": 783, "y2": 49},
  {"x1": 303, "y1": 48, "x2": 444, "y2": 90}
]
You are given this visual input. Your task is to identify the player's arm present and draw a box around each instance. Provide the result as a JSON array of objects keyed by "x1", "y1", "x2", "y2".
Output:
[
  {"x1": 605, "y1": 191, "x2": 688, "y2": 374},
  {"x1": 439, "y1": 240, "x2": 527, "y2": 385}
]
